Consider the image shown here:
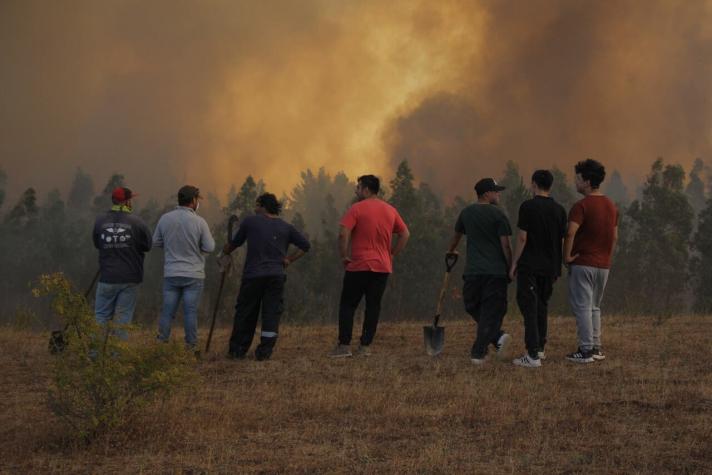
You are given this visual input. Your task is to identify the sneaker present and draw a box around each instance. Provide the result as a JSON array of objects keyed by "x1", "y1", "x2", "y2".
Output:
[
  {"x1": 538, "y1": 351, "x2": 546, "y2": 360},
  {"x1": 471, "y1": 356, "x2": 486, "y2": 365},
  {"x1": 494, "y1": 333, "x2": 511, "y2": 360},
  {"x1": 513, "y1": 354, "x2": 542, "y2": 368},
  {"x1": 355, "y1": 345, "x2": 371, "y2": 357},
  {"x1": 328, "y1": 344, "x2": 352, "y2": 358},
  {"x1": 566, "y1": 348, "x2": 594, "y2": 363},
  {"x1": 592, "y1": 347, "x2": 606, "y2": 361}
]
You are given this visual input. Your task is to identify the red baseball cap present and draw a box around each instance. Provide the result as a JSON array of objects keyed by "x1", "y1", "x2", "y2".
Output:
[{"x1": 111, "y1": 187, "x2": 136, "y2": 204}]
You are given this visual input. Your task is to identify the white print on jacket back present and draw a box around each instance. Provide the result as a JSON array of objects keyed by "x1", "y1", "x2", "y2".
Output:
[{"x1": 100, "y1": 222, "x2": 134, "y2": 249}]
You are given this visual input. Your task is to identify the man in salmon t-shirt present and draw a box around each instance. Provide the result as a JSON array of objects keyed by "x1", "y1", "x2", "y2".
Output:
[
  {"x1": 564, "y1": 159, "x2": 618, "y2": 364},
  {"x1": 328, "y1": 175, "x2": 410, "y2": 358}
]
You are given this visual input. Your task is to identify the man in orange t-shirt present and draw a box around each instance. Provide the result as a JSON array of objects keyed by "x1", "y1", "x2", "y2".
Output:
[
  {"x1": 328, "y1": 175, "x2": 410, "y2": 358},
  {"x1": 563, "y1": 159, "x2": 618, "y2": 364}
]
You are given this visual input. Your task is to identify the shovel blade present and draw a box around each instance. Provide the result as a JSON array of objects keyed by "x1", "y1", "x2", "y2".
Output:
[{"x1": 423, "y1": 325, "x2": 445, "y2": 356}]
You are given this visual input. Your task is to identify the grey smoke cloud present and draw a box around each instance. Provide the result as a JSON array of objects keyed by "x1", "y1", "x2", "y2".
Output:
[
  {"x1": 1, "y1": 0, "x2": 711, "y2": 205},
  {"x1": 385, "y1": 0, "x2": 712, "y2": 196}
]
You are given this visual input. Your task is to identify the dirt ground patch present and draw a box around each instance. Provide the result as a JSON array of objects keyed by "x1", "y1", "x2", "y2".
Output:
[{"x1": 1, "y1": 315, "x2": 710, "y2": 473}]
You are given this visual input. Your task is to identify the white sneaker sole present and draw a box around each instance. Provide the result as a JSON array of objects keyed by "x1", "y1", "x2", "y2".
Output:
[
  {"x1": 592, "y1": 355, "x2": 606, "y2": 361},
  {"x1": 566, "y1": 356, "x2": 594, "y2": 363},
  {"x1": 495, "y1": 334, "x2": 511, "y2": 360},
  {"x1": 513, "y1": 358, "x2": 541, "y2": 368}
]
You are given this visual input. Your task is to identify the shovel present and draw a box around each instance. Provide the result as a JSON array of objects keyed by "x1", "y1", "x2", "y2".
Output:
[{"x1": 423, "y1": 252, "x2": 458, "y2": 356}]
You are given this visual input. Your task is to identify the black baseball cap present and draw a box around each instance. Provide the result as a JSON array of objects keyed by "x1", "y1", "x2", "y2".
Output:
[{"x1": 474, "y1": 178, "x2": 506, "y2": 196}]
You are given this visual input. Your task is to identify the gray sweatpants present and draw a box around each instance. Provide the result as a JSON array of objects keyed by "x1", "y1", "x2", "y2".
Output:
[{"x1": 568, "y1": 265, "x2": 609, "y2": 351}]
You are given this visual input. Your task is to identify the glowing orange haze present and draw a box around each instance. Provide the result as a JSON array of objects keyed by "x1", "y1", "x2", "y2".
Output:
[{"x1": 1, "y1": 0, "x2": 711, "y2": 202}]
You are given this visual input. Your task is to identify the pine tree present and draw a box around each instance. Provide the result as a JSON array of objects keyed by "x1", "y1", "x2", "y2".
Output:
[
  {"x1": 498, "y1": 161, "x2": 529, "y2": 223},
  {"x1": 550, "y1": 166, "x2": 577, "y2": 211},
  {"x1": 93, "y1": 174, "x2": 125, "y2": 212},
  {"x1": 691, "y1": 195, "x2": 712, "y2": 312},
  {"x1": 5, "y1": 187, "x2": 38, "y2": 226},
  {"x1": 68, "y1": 168, "x2": 95, "y2": 211},
  {"x1": 604, "y1": 170, "x2": 629, "y2": 205},
  {"x1": 685, "y1": 158, "x2": 706, "y2": 215},
  {"x1": 389, "y1": 161, "x2": 418, "y2": 222},
  {"x1": 622, "y1": 159, "x2": 693, "y2": 314}
]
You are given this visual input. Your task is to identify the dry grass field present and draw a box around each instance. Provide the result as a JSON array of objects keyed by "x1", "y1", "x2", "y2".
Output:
[{"x1": 1, "y1": 315, "x2": 710, "y2": 474}]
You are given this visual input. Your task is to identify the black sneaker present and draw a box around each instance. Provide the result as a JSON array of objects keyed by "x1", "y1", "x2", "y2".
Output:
[
  {"x1": 592, "y1": 347, "x2": 606, "y2": 361},
  {"x1": 566, "y1": 348, "x2": 594, "y2": 363}
]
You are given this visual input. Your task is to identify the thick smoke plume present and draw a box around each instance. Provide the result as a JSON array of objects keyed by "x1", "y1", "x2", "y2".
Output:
[{"x1": 1, "y1": 0, "x2": 711, "y2": 202}]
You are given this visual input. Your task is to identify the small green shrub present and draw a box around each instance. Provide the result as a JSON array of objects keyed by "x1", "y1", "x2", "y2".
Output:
[{"x1": 35, "y1": 273, "x2": 196, "y2": 442}]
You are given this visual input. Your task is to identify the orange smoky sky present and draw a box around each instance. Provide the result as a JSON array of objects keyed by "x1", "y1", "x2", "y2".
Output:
[{"x1": 1, "y1": 0, "x2": 711, "y2": 204}]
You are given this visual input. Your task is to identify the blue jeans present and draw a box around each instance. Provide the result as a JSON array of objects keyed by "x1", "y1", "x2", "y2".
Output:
[
  {"x1": 157, "y1": 277, "x2": 204, "y2": 347},
  {"x1": 95, "y1": 282, "x2": 139, "y2": 340}
]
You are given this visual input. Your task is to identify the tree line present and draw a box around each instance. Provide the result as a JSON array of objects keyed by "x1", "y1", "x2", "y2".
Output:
[{"x1": 1, "y1": 156, "x2": 711, "y2": 328}]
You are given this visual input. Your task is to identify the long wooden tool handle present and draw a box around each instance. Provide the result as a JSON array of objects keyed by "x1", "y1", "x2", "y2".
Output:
[
  {"x1": 435, "y1": 271, "x2": 451, "y2": 317},
  {"x1": 205, "y1": 272, "x2": 226, "y2": 353}
]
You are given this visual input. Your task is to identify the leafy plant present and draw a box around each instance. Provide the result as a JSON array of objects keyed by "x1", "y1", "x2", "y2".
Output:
[{"x1": 34, "y1": 273, "x2": 196, "y2": 442}]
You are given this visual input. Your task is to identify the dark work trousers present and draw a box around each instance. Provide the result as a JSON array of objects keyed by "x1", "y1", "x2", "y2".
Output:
[
  {"x1": 338, "y1": 271, "x2": 389, "y2": 346},
  {"x1": 463, "y1": 275, "x2": 508, "y2": 358},
  {"x1": 516, "y1": 272, "x2": 555, "y2": 358},
  {"x1": 228, "y1": 275, "x2": 286, "y2": 360}
]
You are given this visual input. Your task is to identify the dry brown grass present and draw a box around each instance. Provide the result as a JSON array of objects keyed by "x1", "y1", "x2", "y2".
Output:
[{"x1": 1, "y1": 315, "x2": 710, "y2": 474}]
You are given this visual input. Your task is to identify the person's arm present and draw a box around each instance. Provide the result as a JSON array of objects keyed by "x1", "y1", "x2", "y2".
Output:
[
  {"x1": 284, "y1": 226, "x2": 310, "y2": 268},
  {"x1": 391, "y1": 227, "x2": 410, "y2": 257},
  {"x1": 284, "y1": 249, "x2": 306, "y2": 268},
  {"x1": 563, "y1": 221, "x2": 580, "y2": 264},
  {"x1": 92, "y1": 218, "x2": 102, "y2": 249},
  {"x1": 339, "y1": 225, "x2": 352, "y2": 266},
  {"x1": 500, "y1": 235, "x2": 513, "y2": 270},
  {"x1": 200, "y1": 219, "x2": 215, "y2": 253},
  {"x1": 447, "y1": 232, "x2": 463, "y2": 254},
  {"x1": 152, "y1": 220, "x2": 164, "y2": 248},
  {"x1": 222, "y1": 221, "x2": 247, "y2": 255},
  {"x1": 509, "y1": 229, "x2": 527, "y2": 280}
]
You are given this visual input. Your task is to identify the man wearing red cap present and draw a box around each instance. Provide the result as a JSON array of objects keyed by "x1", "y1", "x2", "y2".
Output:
[{"x1": 92, "y1": 187, "x2": 153, "y2": 340}]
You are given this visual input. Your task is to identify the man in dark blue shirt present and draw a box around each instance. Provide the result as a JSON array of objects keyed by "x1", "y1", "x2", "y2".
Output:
[
  {"x1": 221, "y1": 192, "x2": 310, "y2": 360},
  {"x1": 92, "y1": 187, "x2": 152, "y2": 340}
]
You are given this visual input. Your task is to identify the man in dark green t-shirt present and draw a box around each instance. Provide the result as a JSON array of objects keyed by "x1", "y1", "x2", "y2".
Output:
[{"x1": 447, "y1": 178, "x2": 513, "y2": 364}]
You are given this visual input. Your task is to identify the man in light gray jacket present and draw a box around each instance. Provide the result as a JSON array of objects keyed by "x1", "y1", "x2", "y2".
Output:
[{"x1": 154, "y1": 185, "x2": 215, "y2": 349}]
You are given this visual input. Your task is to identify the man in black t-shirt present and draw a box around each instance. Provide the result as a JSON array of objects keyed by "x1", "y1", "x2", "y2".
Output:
[
  {"x1": 447, "y1": 178, "x2": 513, "y2": 364},
  {"x1": 509, "y1": 170, "x2": 567, "y2": 368},
  {"x1": 221, "y1": 193, "x2": 310, "y2": 361}
]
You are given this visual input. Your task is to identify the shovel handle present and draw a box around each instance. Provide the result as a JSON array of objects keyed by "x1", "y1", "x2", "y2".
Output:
[
  {"x1": 445, "y1": 252, "x2": 458, "y2": 272},
  {"x1": 434, "y1": 253, "x2": 459, "y2": 320}
]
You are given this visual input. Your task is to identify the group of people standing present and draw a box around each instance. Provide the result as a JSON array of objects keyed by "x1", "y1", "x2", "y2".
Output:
[{"x1": 92, "y1": 158, "x2": 617, "y2": 367}]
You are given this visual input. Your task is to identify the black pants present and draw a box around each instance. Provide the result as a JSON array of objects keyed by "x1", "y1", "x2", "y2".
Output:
[
  {"x1": 516, "y1": 272, "x2": 554, "y2": 358},
  {"x1": 338, "y1": 271, "x2": 389, "y2": 346},
  {"x1": 228, "y1": 275, "x2": 286, "y2": 360},
  {"x1": 463, "y1": 275, "x2": 508, "y2": 358}
]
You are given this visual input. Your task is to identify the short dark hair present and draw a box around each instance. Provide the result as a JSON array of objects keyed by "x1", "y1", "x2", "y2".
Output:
[
  {"x1": 256, "y1": 192, "x2": 282, "y2": 215},
  {"x1": 574, "y1": 159, "x2": 606, "y2": 189},
  {"x1": 357, "y1": 175, "x2": 380, "y2": 194},
  {"x1": 531, "y1": 170, "x2": 554, "y2": 191},
  {"x1": 178, "y1": 185, "x2": 201, "y2": 206}
]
